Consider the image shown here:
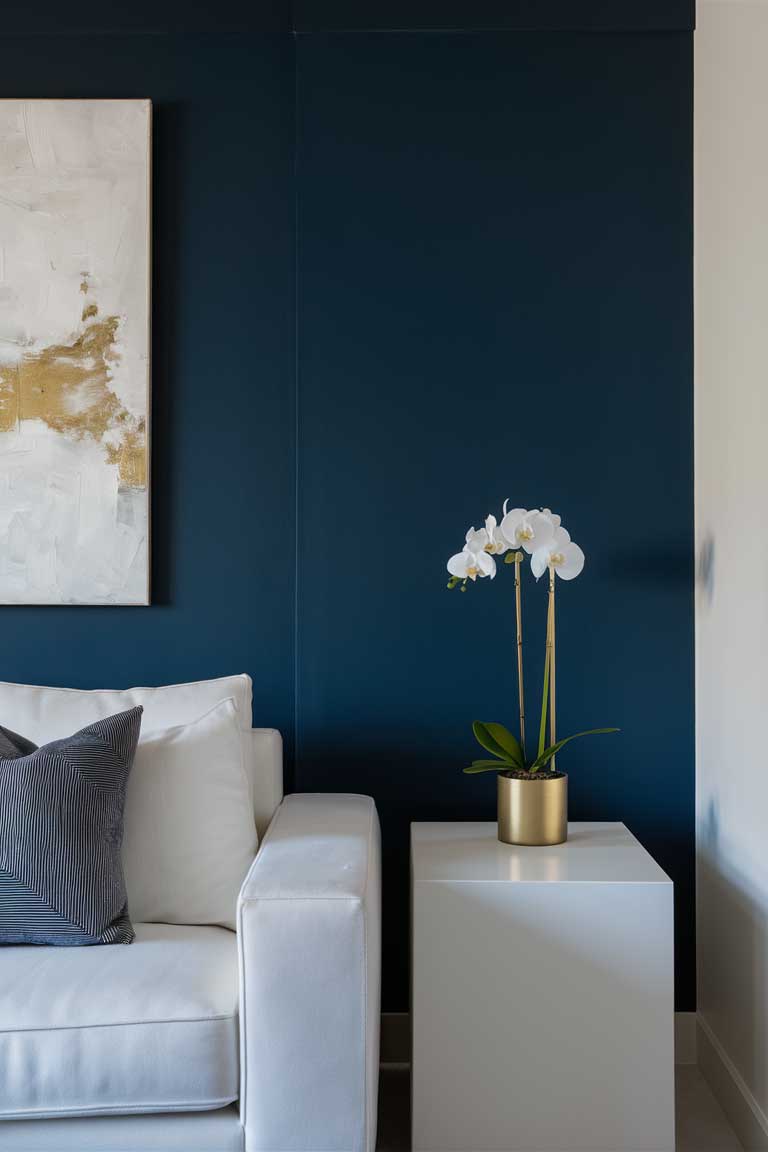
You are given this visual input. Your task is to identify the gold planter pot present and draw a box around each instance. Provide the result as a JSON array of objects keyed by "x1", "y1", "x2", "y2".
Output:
[{"x1": 497, "y1": 772, "x2": 568, "y2": 846}]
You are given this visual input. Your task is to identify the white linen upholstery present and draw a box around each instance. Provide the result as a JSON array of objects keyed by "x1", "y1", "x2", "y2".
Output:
[
  {"x1": 0, "y1": 675, "x2": 253, "y2": 740},
  {"x1": 0, "y1": 676, "x2": 283, "y2": 835},
  {"x1": 0, "y1": 923, "x2": 239, "y2": 1120},
  {"x1": 0, "y1": 662, "x2": 380, "y2": 1152},
  {"x1": 0, "y1": 1108, "x2": 244, "y2": 1151},
  {"x1": 238, "y1": 793, "x2": 381, "y2": 1152},
  {"x1": 123, "y1": 699, "x2": 258, "y2": 929},
  {"x1": 246, "y1": 729, "x2": 283, "y2": 839}
]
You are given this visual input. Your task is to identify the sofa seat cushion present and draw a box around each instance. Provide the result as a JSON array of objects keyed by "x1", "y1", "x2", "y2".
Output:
[{"x1": 0, "y1": 923, "x2": 239, "y2": 1120}]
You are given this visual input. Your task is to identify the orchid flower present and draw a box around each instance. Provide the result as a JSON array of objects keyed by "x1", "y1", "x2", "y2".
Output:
[
  {"x1": 499, "y1": 504, "x2": 555, "y2": 555},
  {"x1": 465, "y1": 514, "x2": 510, "y2": 558},
  {"x1": 447, "y1": 514, "x2": 508, "y2": 584},
  {"x1": 530, "y1": 525, "x2": 585, "y2": 581},
  {"x1": 447, "y1": 545, "x2": 496, "y2": 581}
]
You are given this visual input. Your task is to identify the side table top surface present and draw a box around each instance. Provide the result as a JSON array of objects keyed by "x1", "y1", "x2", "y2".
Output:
[{"x1": 411, "y1": 821, "x2": 671, "y2": 885}]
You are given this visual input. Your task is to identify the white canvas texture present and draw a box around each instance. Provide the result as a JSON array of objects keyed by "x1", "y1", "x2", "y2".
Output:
[{"x1": 0, "y1": 100, "x2": 150, "y2": 604}]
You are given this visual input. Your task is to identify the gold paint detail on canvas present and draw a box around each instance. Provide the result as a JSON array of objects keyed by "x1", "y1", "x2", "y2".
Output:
[
  {"x1": 0, "y1": 305, "x2": 147, "y2": 490},
  {"x1": 105, "y1": 421, "x2": 147, "y2": 489},
  {"x1": 0, "y1": 371, "x2": 18, "y2": 433}
]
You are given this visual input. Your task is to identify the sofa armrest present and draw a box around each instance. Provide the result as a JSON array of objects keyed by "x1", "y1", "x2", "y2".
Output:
[{"x1": 237, "y1": 793, "x2": 381, "y2": 1152}]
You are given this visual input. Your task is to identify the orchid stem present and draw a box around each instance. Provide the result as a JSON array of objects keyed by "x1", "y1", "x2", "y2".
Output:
[
  {"x1": 514, "y1": 553, "x2": 526, "y2": 760},
  {"x1": 537, "y1": 614, "x2": 550, "y2": 767},
  {"x1": 548, "y1": 565, "x2": 557, "y2": 771}
]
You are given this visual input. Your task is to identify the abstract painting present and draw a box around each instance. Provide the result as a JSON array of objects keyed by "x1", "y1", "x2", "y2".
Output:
[{"x1": 0, "y1": 100, "x2": 151, "y2": 604}]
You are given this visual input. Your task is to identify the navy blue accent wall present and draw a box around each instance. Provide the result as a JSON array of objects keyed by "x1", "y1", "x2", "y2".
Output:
[
  {"x1": 1, "y1": 4, "x2": 693, "y2": 1013},
  {"x1": 0, "y1": 25, "x2": 297, "y2": 750},
  {"x1": 295, "y1": 30, "x2": 694, "y2": 1010},
  {"x1": 0, "y1": 0, "x2": 290, "y2": 34},
  {"x1": 294, "y1": 0, "x2": 695, "y2": 33}
]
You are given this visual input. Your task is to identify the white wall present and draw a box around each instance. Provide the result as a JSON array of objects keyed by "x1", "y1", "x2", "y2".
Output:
[{"x1": 696, "y1": 2, "x2": 768, "y2": 1144}]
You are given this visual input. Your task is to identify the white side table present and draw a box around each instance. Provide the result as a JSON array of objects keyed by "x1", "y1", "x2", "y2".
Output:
[{"x1": 411, "y1": 822, "x2": 674, "y2": 1152}]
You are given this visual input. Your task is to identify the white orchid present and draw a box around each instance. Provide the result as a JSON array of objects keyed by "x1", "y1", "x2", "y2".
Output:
[
  {"x1": 531, "y1": 525, "x2": 585, "y2": 581},
  {"x1": 447, "y1": 546, "x2": 496, "y2": 581},
  {"x1": 447, "y1": 514, "x2": 509, "y2": 583},
  {"x1": 465, "y1": 514, "x2": 510, "y2": 558},
  {"x1": 445, "y1": 499, "x2": 612, "y2": 780},
  {"x1": 446, "y1": 503, "x2": 586, "y2": 587},
  {"x1": 500, "y1": 504, "x2": 555, "y2": 555}
]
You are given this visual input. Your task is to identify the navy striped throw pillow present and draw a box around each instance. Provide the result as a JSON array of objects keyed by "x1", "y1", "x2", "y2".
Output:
[
  {"x1": 0, "y1": 725, "x2": 37, "y2": 760},
  {"x1": 0, "y1": 707, "x2": 143, "y2": 946}
]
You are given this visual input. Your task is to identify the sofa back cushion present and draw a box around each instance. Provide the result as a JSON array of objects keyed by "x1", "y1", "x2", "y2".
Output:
[
  {"x1": 122, "y1": 698, "x2": 256, "y2": 929},
  {"x1": 0, "y1": 675, "x2": 283, "y2": 837},
  {"x1": 0, "y1": 674, "x2": 252, "y2": 742}
]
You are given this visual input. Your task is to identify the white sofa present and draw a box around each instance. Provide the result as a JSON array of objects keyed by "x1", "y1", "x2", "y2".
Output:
[{"x1": 0, "y1": 676, "x2": 381, "y2": 1152}]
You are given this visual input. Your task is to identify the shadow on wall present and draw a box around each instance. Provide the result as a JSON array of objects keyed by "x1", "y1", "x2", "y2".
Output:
[
  {"x1": 697, "y1": 534, "x2": 715, "y2": 605},
  {"x1": 698, "y1": 799, "x2": 768, "y2": 1104}
]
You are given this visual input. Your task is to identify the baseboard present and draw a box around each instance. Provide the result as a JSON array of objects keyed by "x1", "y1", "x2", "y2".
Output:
[
  {"x1": 697, "y1": 1015, "x2": 768, "y2": 1150},
  {"x1": 382, "y1": 1011, "x2": 696, "y2": 1067}
]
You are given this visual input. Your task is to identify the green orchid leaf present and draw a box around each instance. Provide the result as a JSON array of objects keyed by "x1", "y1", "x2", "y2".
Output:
[
  {"x1": 463, "y1": 759, "x2": 517, "y2": 774},
  {"x1": 528, "y1": 728, "x2": 620, "y2": 772},
  {"x1": 482, "y1": 723, "x2": 523, "y2": 766},
  {"x1": 472, "y1": 721, "x2": 511, "y2": 760},
  {"x1": 472, "y1": 721, "x2": 523, "y2": 767}
]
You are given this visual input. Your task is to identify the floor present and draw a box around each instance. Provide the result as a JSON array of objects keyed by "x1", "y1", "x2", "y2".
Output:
[{"x1": 377, "y1": 1065, "x2": 743, "y2": 1152}]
